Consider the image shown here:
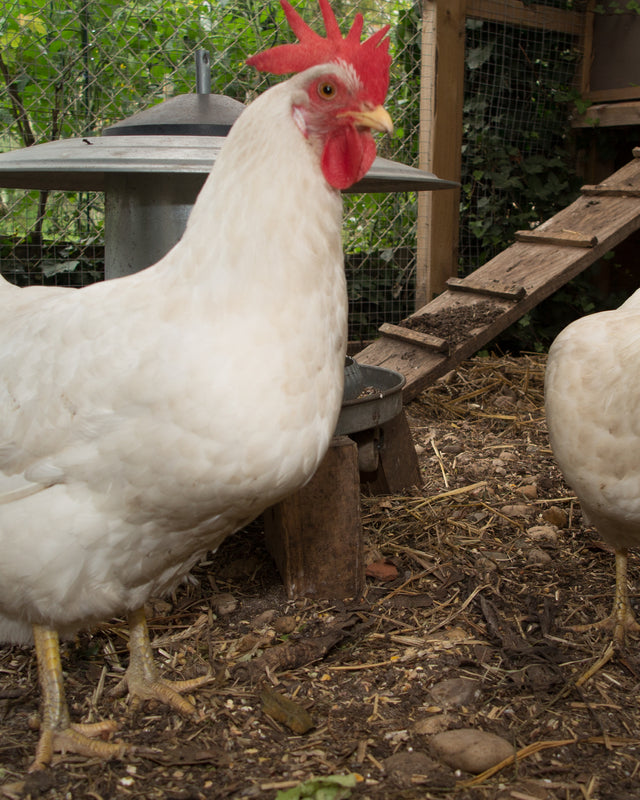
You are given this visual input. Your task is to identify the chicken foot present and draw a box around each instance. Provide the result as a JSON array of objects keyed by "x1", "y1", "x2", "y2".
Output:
[
  {"x1": 30, "y1": 625, "x2": 128, "y2": 771},
  {"x1": 110, "y1": 607, "x2": 211, "y2": 715},
  {"x1": 570, "y1": 549, "x2": 640, "y2": 644}
]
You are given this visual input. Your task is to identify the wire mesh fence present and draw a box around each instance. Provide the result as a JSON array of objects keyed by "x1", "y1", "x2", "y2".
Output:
[
  {"x1": 1, "y1": 0, "x2": 586, "y2": 343},
  {"x1": 460, "y1": 2, "x2": 586, "y2": 276}
]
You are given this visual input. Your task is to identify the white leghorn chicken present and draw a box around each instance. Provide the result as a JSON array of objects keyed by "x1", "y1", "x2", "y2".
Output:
[
  {"x1": 0, "y1": 0, "x2": 392, "y2": 770},
  {"x1": 545, "y1": 288, "x2": 640, "y2": 644}
]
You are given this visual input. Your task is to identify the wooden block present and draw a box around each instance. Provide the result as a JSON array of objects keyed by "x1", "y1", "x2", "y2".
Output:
[
  {"x1": 379, "y1": 322, "x2": 450, "y2": 354},
  {"x1": 514, "y1": 229, "x2": 598, "y2": 248},
  {"x1": 360, "y1": 411, "x2": 422, "y2": 494},
  {"x1": 264, "y1": 436, "x2": 363, "y2": 600},
  {"x1": 445, "y1": 276, "x2": 526, "y2": 301}
]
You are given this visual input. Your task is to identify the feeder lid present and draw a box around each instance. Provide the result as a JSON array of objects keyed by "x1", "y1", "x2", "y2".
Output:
[
  {"x1": 103, "y1": 93, "x2": 246, "y2": 137},
  {"x1": 0, "y1": 136, "x2": 458, "y2": 194}
]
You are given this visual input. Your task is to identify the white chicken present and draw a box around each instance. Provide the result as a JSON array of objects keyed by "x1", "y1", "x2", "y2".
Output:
[
  {"x1": 0, "y1": 0, "x2": 392, "y2": 770},
  {"x1": 545, "y1": 288, "x2": 640, "y2": 644}
]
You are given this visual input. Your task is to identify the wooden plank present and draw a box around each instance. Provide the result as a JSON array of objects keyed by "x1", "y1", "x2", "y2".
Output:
[
  {"x1": 379, "y1": 322, "x2": 449, "y2": 354},
  {"x1": 514, "y1": 229, "x2": 598, "y2": 247},
  {"x1": 467, "y1": 0, "x2": 584, "y2": 34},
  {"x1": 357, "y1": 156, "x2": 640, "y2": 402},
  {"x1": 585, "y1": 86, "x2": 640, "y2": 103},
  {"x1": 416, "y1": 0, "x2": 466, "y2": 307},
  {"x1": 572, "y1": 100, "x2": 640, "y2": 129},
  {"x1": 580, "y1": 0, "x2": 595, "y2": 96},
  {"x1": 445, "y1": 276, "x2": 526, "y2": 301}
]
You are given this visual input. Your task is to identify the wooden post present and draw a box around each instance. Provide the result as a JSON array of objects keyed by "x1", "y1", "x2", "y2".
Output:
[
  {"x1": 264, "y1": 436, "x2": 363, "y2": 601},
  {"x1": 416, "y1": 0, "x2": 467, "y2": 307}
]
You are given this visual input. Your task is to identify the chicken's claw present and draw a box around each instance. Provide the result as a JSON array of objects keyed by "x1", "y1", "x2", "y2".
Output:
[
  {"x1": 112, "y1": 607, "x2": 212, "y2": 715},
  {"x1": 569, "y1": 550, "x2": 640, "y2": 646},
  {"x1": 30, "y1": 624, "x2": 128, "y2": 771},
  {"x1": 31, "y1": 720, "x2": 128, "y2": 772}
]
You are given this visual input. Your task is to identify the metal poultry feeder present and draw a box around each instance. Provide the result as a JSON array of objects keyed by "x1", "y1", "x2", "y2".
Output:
[
  {"x1": 337, "y1": 357, "x2": 406, "y2": 471},
  {"x1": 0, "y1": 51, "x2": 457, "y2": 280}
]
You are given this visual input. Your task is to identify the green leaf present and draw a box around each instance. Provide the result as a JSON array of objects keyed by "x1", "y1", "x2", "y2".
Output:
[{"x1": 275, "y1": 773, "x2": 359, "y2": 800}]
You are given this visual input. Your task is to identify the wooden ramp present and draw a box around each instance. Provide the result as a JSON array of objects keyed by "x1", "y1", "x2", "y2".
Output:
[{"x1": 357, "y1": 147, "x2": 640, "y2": 402}]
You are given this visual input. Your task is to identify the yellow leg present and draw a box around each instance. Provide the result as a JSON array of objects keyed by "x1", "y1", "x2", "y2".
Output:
[
  {"x1": 110, "y1": 607, "x2": 211, "y2": 715},
  {"x1": 570, "y1": 548, "x2": 640, "y2": 645},
  {"x1": 611, "y1": 549, "x2": 640, "y2": 643},
  {"x1": 31, "y1": 625, "x2": 127, "y2": 771}
]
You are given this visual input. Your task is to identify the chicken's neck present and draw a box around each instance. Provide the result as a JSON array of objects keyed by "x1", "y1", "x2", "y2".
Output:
[{"x1": 172, "y1": 76, "x2": 345, "y2": 297}]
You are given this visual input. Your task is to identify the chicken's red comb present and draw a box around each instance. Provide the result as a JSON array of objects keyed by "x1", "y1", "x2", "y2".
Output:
[{"x1": 246, "y1": 0, "x2": 391, "y2": 106}]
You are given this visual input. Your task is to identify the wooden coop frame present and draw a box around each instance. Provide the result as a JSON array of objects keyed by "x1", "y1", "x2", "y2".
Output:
[{"x1": 417, "y1": 0, "x2": 640, "y2": 306}]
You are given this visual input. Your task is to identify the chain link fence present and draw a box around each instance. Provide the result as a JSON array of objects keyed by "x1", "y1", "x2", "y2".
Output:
[{"x1": 1, "y1": 1, "x2": 585, "y2": 343}]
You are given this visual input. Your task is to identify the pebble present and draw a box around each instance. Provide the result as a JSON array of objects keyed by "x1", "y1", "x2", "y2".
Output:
[
  {"x1": 430, "y1": 728, "x2": 513, "y2": 773},
  {"x1": 253, "y1": 609, "x2": 278, "y2": 627},
  {"x1": 519, "y1": 483, "x2": 538, "y2": 500},
  {"x1": 412, "y1": 713, "x2": 452, "y2": 735},
  {"x1": 526, "y1": 525, "x2": 558, "y2": 545},
  {"x1": 500, "y1": 503, "x2": 534, "y2": 517},
  {"x1": 383, "y1": 750, "x2": 438, "y2": 787},
  {"x1": 211, "y1": 592, "x2": 237, "y2": 616},
  {"x1": 542, "y1": 506, "x2": 568, "y2": 528},
  {"x1": 273, "y1": 615, "x2": 297, "y2": 635},
  {"x1": 430, "y1": 678, "x2": 481, "y2": 709},
  {"x1": 527, "y1": 547, "x2": 552, "y2": 564}
]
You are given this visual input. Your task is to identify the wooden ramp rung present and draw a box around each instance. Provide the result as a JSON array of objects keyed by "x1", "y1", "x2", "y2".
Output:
[
  {"x1": 379, "y1": 322, "x2": 450, "y2": 354},
  {"x1": 581, "y1": 185, "x2": 640, "y2": 198},
  {"x1": 445, "y1": 276, "x2": 526, "y2": 301},
  {"x1": 514, "y1": 229, "x2": 598, "y2": 248}
]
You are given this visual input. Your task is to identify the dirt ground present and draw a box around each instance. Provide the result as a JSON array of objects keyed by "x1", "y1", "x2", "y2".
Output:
[{"x1": 1, "y1": 353, "x2": 639, "y2": 800}]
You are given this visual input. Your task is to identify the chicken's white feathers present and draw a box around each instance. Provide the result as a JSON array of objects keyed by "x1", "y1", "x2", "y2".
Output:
[
  {"x1": 545, "y1": 287, "x2": 640, "y2": 551},
  {"x1": 0, "y1": 65, "x2": 354, "y2": 643}
]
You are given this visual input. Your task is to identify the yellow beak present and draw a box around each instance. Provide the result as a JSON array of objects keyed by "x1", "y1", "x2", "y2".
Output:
[{"x1": 339, "y1": 105, "x2": 394, "y2": 135}]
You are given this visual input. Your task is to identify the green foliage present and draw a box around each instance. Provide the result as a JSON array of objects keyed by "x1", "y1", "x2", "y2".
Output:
[
  {"x1": 460, "y1": 16, "x2": 583, "y2": 274},
  {"x1": 275, "y1": 773, "x2": 358, "y2": 800}
]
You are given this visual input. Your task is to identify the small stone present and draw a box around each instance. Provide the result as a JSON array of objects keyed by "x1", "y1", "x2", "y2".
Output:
[
  {"x1": 526, "y1": 525, "x2": 558, "y2": 545},
  {"x1": 412, "y1": 713, "x2": 452, "y2": 736},
  {"x1": 430, "y1": 678, "x2": 481, "y2": 709},
  {"x1": 527, "y1": 547, "x2": 551, "y2": 564},
  {"x1": 253, "y1": 609, "x2": 278, "y2": 627},
  {"x1": 542, "y1": 506, "x2": 568, "y2": 528},
  {"x1": 211, "y1": 593, "x2": 238, "y2": 616},
  {"x1": 384, "y1": 750, "x2": 437, "y2": 787},
  {"x1": 500, "y1": 503, "x2": 534, "y2": 517},
  {"x1": 273, "y1": 615, "x2": 297, "y2": 635},
  {"x1": 145, "y1": 598, "x2": 172, "y2": 617},
  {"x1": 430, "y1": 728, "x2": 513, "y2": 773}
]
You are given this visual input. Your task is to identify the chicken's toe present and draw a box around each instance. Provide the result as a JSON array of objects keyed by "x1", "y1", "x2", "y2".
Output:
[
  {"x1": 113, "y1": 607, "x2": 211, "y2": 715},
  {"x1": 570, "y1": 549, "x2": 640, "y2": 645},
  {"x1": 31, "y1": 720, "x2": 127, "y2": 772}
]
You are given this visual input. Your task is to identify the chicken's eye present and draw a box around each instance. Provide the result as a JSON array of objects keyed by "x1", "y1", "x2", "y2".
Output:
[{"x1": 318, "y1": 82, "x2": 337, "y2": 100}]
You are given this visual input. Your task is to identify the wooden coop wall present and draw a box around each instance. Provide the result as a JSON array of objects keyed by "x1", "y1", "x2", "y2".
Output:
[{"x1": 417, "y1": 0, "x2": 588, "y2": 307}]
